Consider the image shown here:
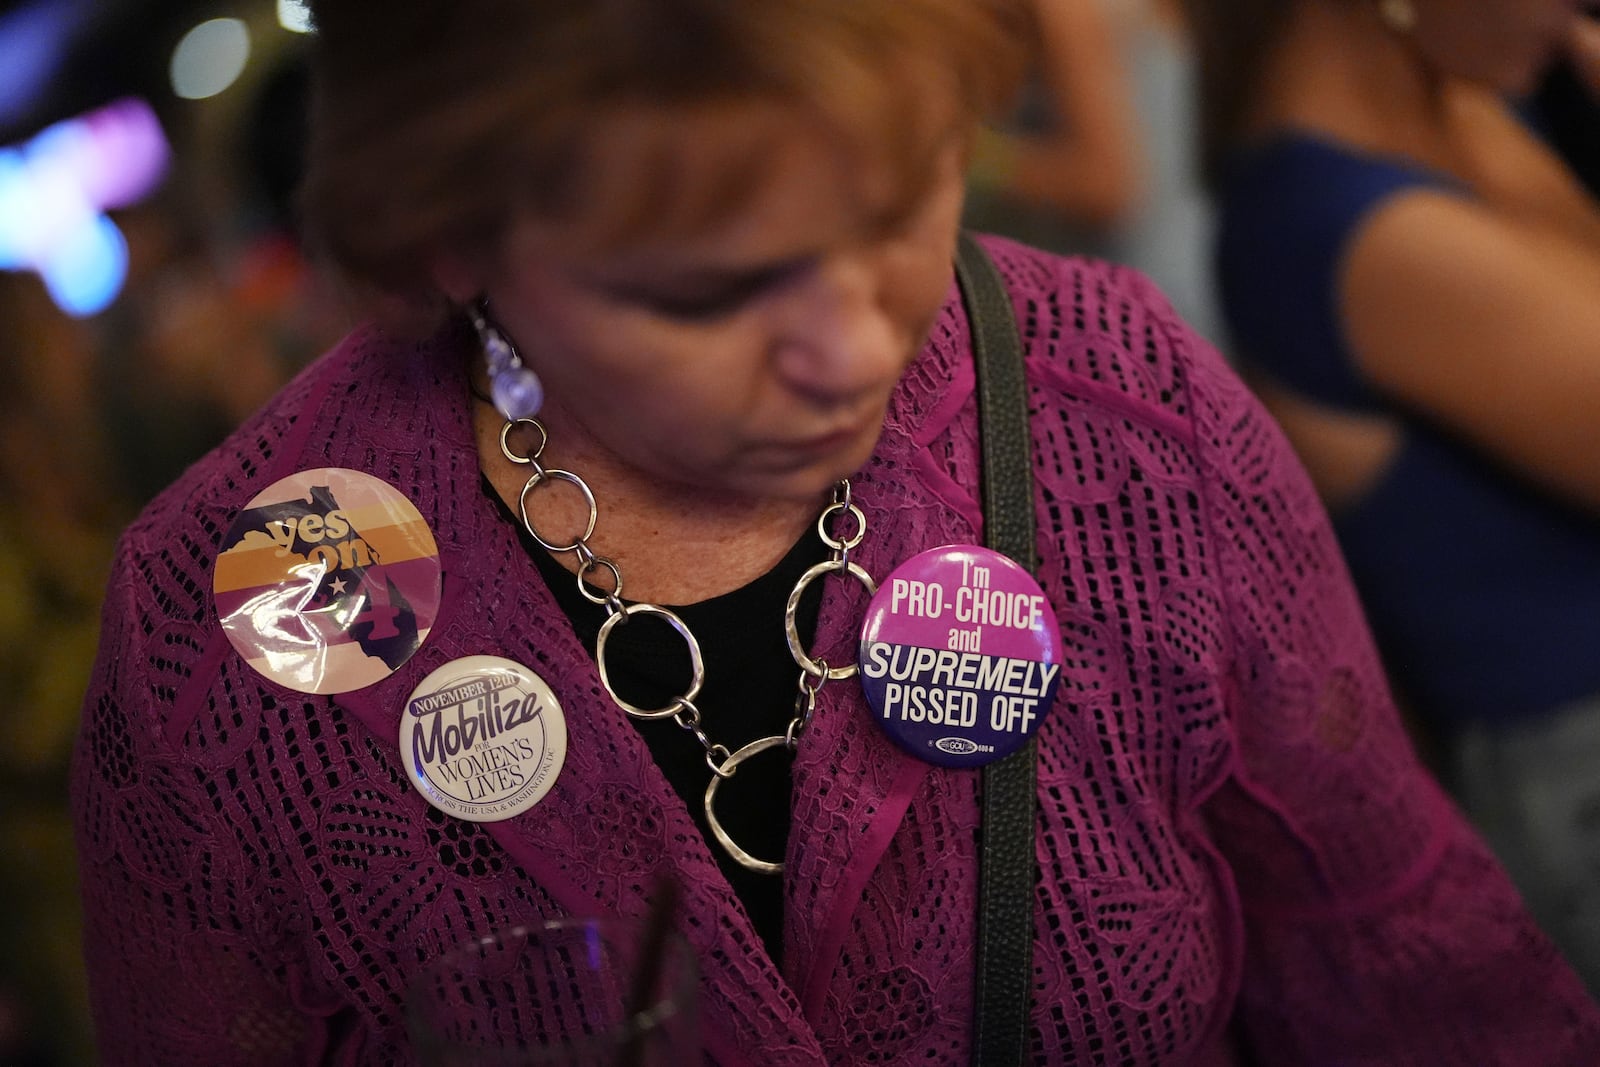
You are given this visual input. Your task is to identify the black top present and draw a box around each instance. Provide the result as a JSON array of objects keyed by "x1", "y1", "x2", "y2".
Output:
[{"x1": 487, "y1": 477, "x2": 827, "y2": 967}]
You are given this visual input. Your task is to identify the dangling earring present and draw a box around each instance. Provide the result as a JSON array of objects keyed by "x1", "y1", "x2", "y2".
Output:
[
  {"x1": 1377, "y1": 0, "x2": 1417, "y2": 34},
  {"x1": 469, "y1": 301, "x2": 544, "y2": 421}
]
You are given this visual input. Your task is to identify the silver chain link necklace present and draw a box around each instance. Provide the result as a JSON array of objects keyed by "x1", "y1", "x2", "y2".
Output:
[{"x1": 498, "y1": 417, "x2": 878, "y2": 874}]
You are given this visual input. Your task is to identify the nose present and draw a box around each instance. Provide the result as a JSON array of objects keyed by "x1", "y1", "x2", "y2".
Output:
[{"x1": 768, "y1": 253, "x2": 903, "y2": 403}]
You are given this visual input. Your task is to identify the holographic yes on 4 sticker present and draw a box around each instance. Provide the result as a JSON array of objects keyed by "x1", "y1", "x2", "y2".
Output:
[{"x1": 214, "y1": 467, "x2": 443, "y2": 694}]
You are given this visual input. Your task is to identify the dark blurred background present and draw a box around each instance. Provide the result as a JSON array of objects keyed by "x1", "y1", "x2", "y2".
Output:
[{"x1": 1, "y1": 2, "x2": 346, "y2": 1062}]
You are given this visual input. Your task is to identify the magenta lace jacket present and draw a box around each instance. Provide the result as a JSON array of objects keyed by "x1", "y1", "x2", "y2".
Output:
[{"x1": 73, "y1": 237, "x2": 1600, "y2": 1065}]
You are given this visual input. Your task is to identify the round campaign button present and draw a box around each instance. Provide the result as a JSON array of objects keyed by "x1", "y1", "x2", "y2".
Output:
[
  {"x1": 400, "y1": 656, "x2": 568, "y2": 823},
  {"x1": 858, "y1": 545, "x2": 1063, "y2": 768},
  {"x1": 214, "y1": 468, "x2": 443, "y2": 694}
]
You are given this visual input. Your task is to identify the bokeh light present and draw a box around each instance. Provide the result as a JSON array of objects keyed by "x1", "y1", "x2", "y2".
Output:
[
  {"x1": 277, "y1": 0, "x2": 312, "y2": 34},
  {"x1": 169, "y1": 17, "x2": 252, "y2": 100},
  {"x1": 40, "y1": 211, "x2": 127, "y2": 316},
  {"x1": 0, "y1": 97, "x2": 169, "y2": 316}
]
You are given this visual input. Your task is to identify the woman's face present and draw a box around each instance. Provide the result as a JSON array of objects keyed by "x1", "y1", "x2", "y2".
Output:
[
  {"x1": 467, "y1": 103, "x2": 967, "y2": 505},
  {"x1": 1411, "y1": 0, "x2": 1577, "y2": 92}
]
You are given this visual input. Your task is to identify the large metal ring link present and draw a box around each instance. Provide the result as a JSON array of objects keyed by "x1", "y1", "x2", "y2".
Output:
[
  {"x1": 597, "y1": 604, "x2": 704, "y2": 719},
  {"x1": 785, "y1": 560, "x2": 875, "y2": 679},
  {"x1": 704, "y1": 735, "x2": 791, "y2": 874},
  {"x1": 518, "y1": 469, "x2": 599, "y2": 552}
]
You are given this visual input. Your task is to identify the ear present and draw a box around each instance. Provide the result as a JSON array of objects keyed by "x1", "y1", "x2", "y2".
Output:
[{"x1": 431, "y1": 252, "x2": 484, "y2": 306}]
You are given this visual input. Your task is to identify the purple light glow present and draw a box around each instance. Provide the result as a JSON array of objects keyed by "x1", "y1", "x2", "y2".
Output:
[{"x1": 0, "y1": 97, "x2": 170, "y2": 316}]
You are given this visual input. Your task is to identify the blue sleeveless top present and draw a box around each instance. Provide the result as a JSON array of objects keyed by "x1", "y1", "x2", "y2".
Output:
[{"x1": 1216, "y1": 133, "x2": 1600, "y2": 727}]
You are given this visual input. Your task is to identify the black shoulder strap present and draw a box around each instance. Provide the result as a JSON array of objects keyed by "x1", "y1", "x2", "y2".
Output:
[{"x1": 954, "y1": 231, "x2": 1038, "y2": 1067}]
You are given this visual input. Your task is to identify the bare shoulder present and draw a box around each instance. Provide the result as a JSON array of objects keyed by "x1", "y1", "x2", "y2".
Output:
[
  {"x1": 1340, "y1": 185, "x2": 1600, "y2": 509},
  {"x1": 1341, "y1": 187, "x2": 1600, "y2": 383}
]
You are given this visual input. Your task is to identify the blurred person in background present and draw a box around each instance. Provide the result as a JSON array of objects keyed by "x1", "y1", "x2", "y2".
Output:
[
  {"x1": 967, "y1": 0, "x2": 1227, "y2": 347},
  {"x1": 1102, "y1": 0, "x2": 1227, "y2": 348},
  {"x1": 68, "y1": 0, "x2": 1600, "y2": 1063},
  {"x1": 1189, "y1": 0, "x2": 1600, "y2": 993},
  {"x1": 963, "y1": 0, "x2": 1145, "y2": 257}
]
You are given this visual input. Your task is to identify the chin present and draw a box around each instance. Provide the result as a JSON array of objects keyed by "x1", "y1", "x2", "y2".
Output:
[
  {"x1": 733, "y1": 427, "x2": 883, "y2": 501},
  {"x1": 739, "y1": 452, "x2": 872, "y2": 504},
  {"x1": 739, "y1": 467, "x2": 857, "y2": 505}
]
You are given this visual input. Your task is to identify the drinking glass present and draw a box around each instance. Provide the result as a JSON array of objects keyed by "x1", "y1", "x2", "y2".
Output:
[{"x1": 407, "y1": 917, "x2": 698, "y2": 1066}]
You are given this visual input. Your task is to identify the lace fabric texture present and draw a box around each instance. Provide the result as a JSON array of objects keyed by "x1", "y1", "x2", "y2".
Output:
[{"x1": 73, "y1": 236, "x2": 1600, "y2": 1065}]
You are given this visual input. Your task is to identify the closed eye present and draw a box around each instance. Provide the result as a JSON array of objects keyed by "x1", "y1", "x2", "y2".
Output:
[{"x1": 598, "y1": 257, "x2": 813, "y2": 322}]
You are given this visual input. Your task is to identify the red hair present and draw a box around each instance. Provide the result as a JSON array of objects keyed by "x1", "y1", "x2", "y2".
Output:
[{"x1": 299, "y1": 0, "x2": 1032, "y2": 318}]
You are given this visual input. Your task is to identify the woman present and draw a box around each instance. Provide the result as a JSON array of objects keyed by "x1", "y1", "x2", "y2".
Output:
[
  {"x1": 1191, "y1": 0, "x2": 1600, "y2": 992},
  {"x1": 73, "y1": 1, "x2": 1598, "y2": 1063}
]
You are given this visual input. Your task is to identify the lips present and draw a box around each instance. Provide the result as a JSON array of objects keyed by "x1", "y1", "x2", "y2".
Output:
[
  {"x1": 784, "y1": 427, "x2": 860, "y2": 453},
  {"x1": 784, "y1": 403, "x2": 893, "y2": 450},
  {"x1": 741, "y1": 418, "x2": 883, "y2": 478}
]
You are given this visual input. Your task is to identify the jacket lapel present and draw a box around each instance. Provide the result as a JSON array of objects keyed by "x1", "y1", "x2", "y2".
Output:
[{"x1": 782, "y1": 306, "x2": 988, "y2": 1025}]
